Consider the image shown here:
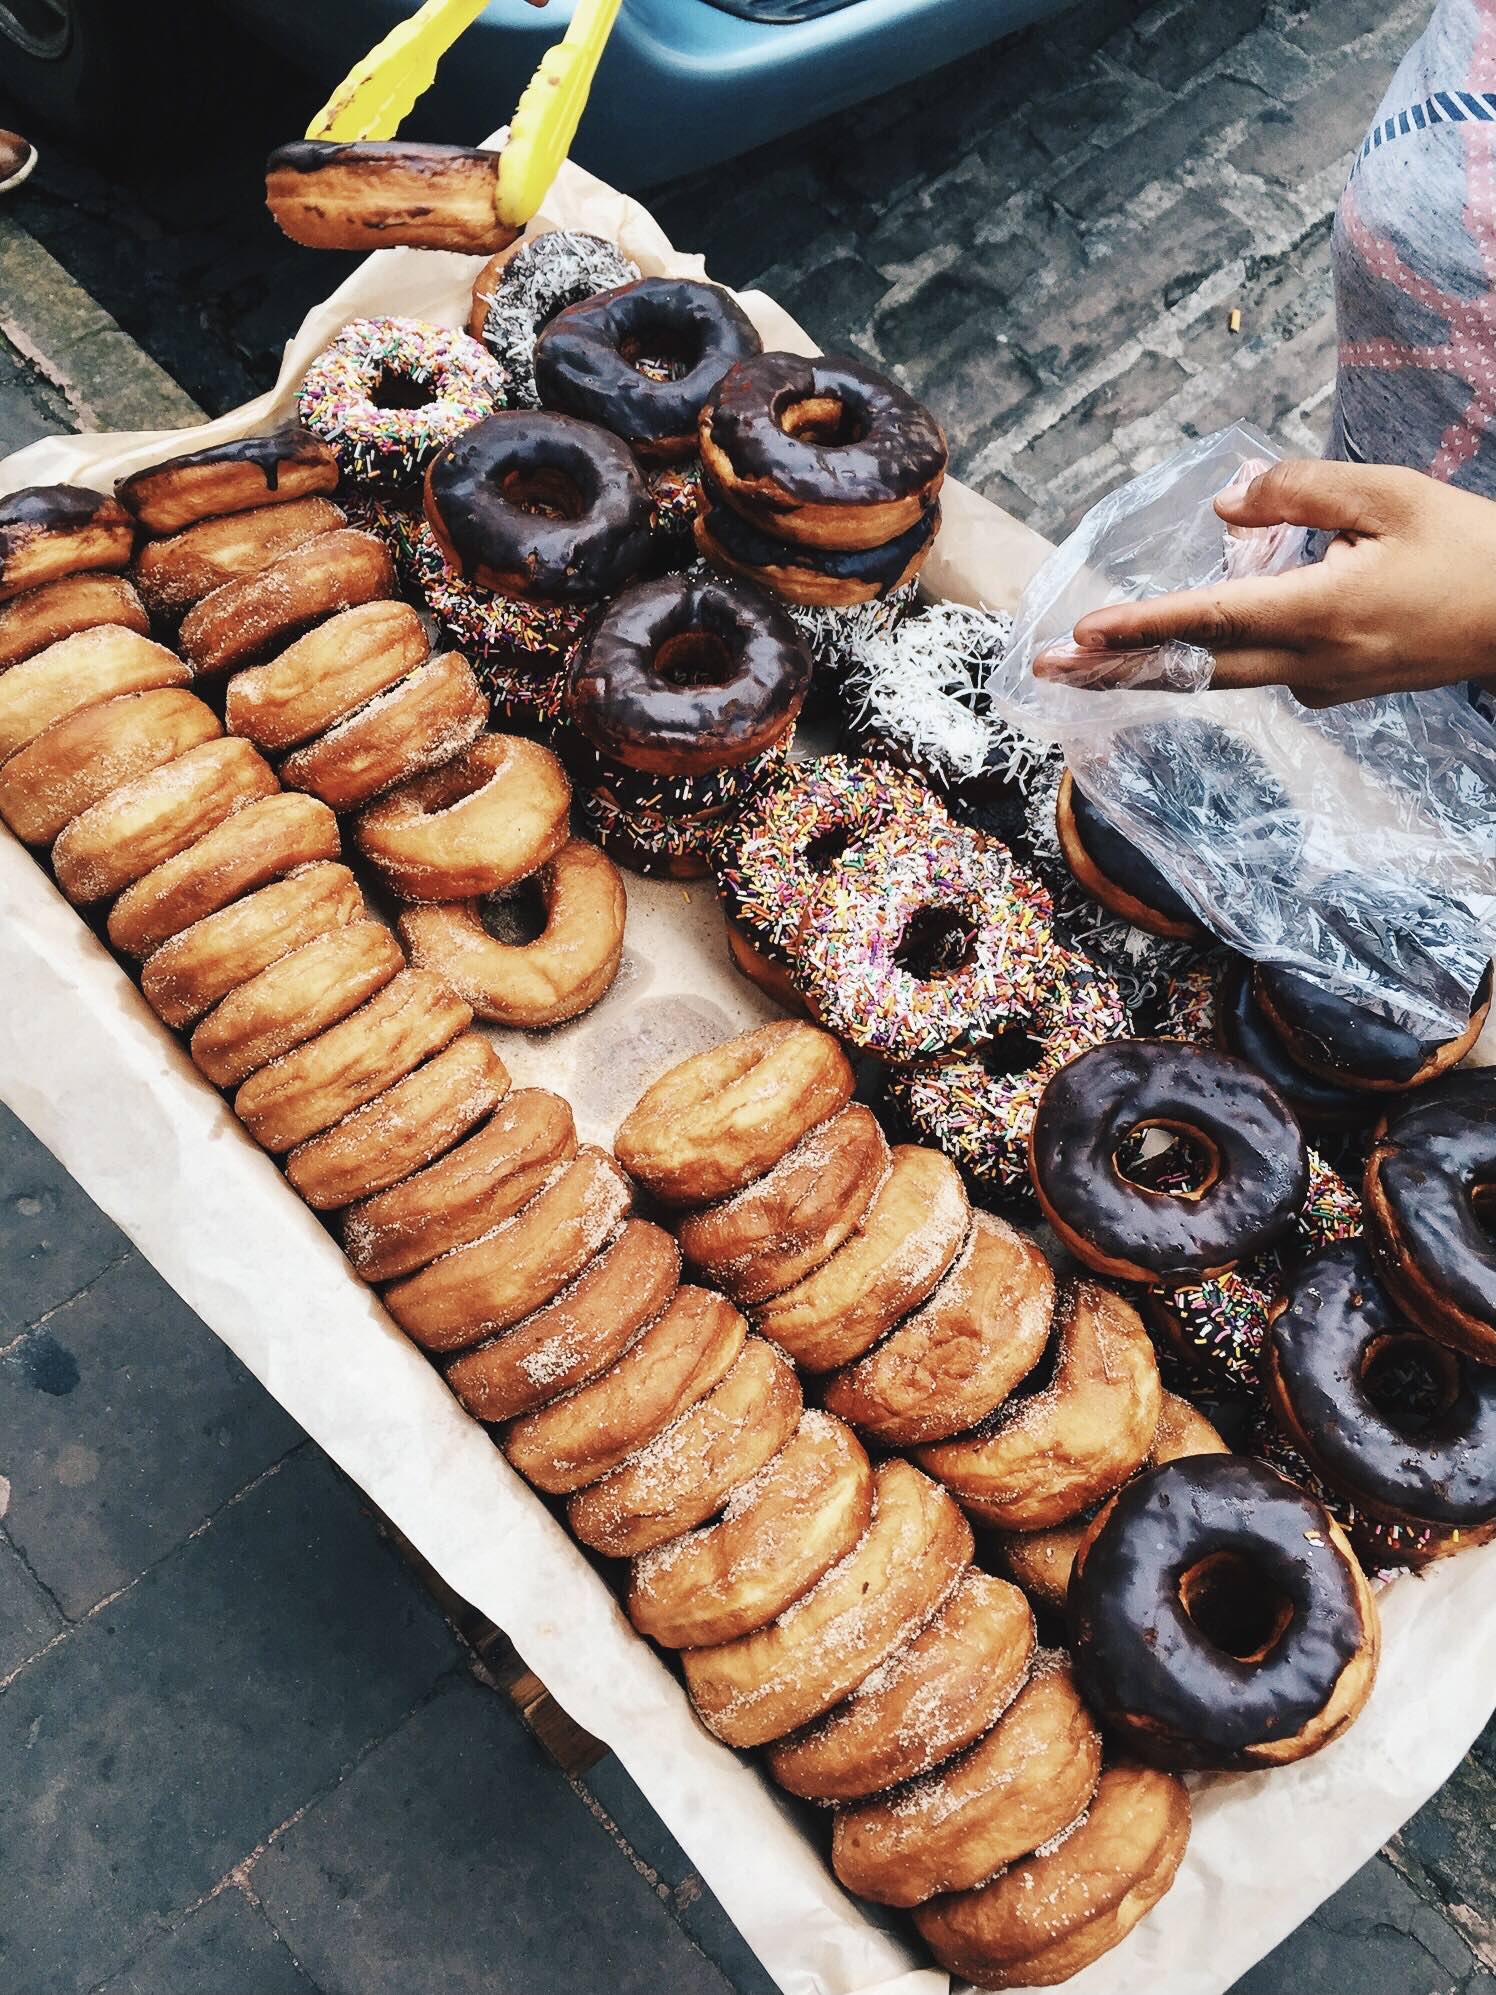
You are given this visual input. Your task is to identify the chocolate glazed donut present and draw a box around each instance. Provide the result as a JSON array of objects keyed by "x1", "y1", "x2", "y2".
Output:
[
  {"x1": 1055, "y1": 768, "x2": 1202, "y2": 941},
  {"x1": 1216, "y1": 958, "x2": 1371, "y2": 1130},
  {"x1": 700, "y1": 352, "x2": 947, "y2": 549},
  {"x1": 695, "y1": 486, "x2": 940, "y2": 608},
  {"x1": 534, "y1": 277, "x2": 762, "y2": 462},
  {"x1": 1069, "y1": 1456, "x2": 1379, "y2": 1770},
  {"x1": 1254, "y1": 958, "x2": 1493, "y2": 1092},
  {"x1": 1029, "y1": 1039, "x2": 1309, "y2": 1284},
  {"x1": 565, "y1": 572, "x2": 811, "y2": 776},
  {"x1": 1364, "y1": 1067, "x2": 1496, "y2": 1362},
  {"x1": 1267, "y1": 1240, "x2": 1496, "y2": 1556},
  {"x1": 424, "y1": 411, "x2": 654, "y2": 603}
]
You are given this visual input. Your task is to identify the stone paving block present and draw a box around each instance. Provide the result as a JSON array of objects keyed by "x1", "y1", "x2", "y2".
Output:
[
  {"x1": 0, "y1": 1446, "x2": 457, "y2": 1995},
  {"x1": 1230, "y1": 1853, "x2": 1484, "y2": 1995},
  {"x1": 0, "y1": 1101, "x2": 131, "y2": 1339},
  {"x1": 96, "y1": 1889, "x2": 317, "y2": 1995},
  {"x1": 0, "y1": 1249, "x2": 302, "y2": 1618},
  {"x1": 0, "y1": 332, "x2": 72, "y2": 454},
  {"x1": 1232, "y1": 53, "x2": 1403, "y2": 190},
  {"x1": 1390, "y1": 1750, "x2": 1496, "y2": 1973},
  {"x1": 1050, "y1": 75, "x2": 1271, "y2": 221},
  {"x1": 0, "y1": 1528, "x2": 62, "y2": 1683},
  {"x1": 254, "y1": 1674, "x2": 735, "y2": 1995},
  {"x1": 1120, "y1": 0, "x2": 1271, "y2": 93}
]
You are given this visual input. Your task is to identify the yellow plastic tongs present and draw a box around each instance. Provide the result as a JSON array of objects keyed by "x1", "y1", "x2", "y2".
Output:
[{"x1": 304, "y1": 0, "x2": 625, "y2": 229}]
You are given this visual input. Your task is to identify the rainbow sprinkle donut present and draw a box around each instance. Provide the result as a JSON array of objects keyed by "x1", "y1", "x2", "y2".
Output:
[
  {"x1": 297, "y1": 317, "x2": 504, "y2": 490},
  {"x1": 887, "y1": 946, "x2": 1128, "y2": 1201},
  {"x1": 797, "y1": 819, "x2": 1053, "y2": 1062},
  {"x1": 711, "y1": 753, "x2": 950, "y2": 977}
]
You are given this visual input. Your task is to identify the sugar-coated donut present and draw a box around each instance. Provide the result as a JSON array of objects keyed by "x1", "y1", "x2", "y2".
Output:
[
  {"x1": 767, "y1": 1569, "x2": 1034, "y2": 1804},
  {"x1": 355, "y1": 734, "x2": 570, "y2": 901},
  {"x1": 109, "y1": 791, "x2": 341, "y2": 960},
  {"x1": 503, "y1": 1287, "x2": 744, "y2": 1494},
  {"x1": 821, "y1": 1208, "x2": 1052, "y2": 1443},
  {"x1": 676, "y1": 1104, "x2": 890, "y2": 1305},
  {"x1": 755, "y1": 1144, "x2": 970, "y2": 1372},
  {"x1": 235, "y1": 967, "x2": 471, "y2": 1154},
  {"x1": 424, "y1": 410, "x2": 654, "y2": 603},
  {"x1": 51, "y1": 736, "x2": 278, "y2": 904},
  {"x1": 0, "y1": 572, "x2": 149, "y2": 672},
  {"x1": 797, "y1": 820, "x2": 1054, "y2": 1063},
  {"x1": 266, "y1": 139, "x2": 518, "y2": 254},
  {"x1": 566, "y1": 570, "x2": 810, "y2": 777},
  {"x1": 190, "y1": 919, "x2": 404, "y2": 1087},
  {"x1": 682, "y1": 1459, "x2": 973, "y2": 1746},
  {"x1": 1255, "y1": 958, "x2": 1494, "y2": 1093},
  {"x1": 286, "y1": 1031, "x2": 509, "y2": 1212},
  {"x1": 914, "y1": 1762, "x2": 1191, "y2": 1989},
  {"x1": 918, "y1": 1283, "x2": 1161, "y2": 1530},
  {"x1": 0, "y1": 486, "x2": 134, "y2": 603},
  {"x1": 398, "y1": 838, "x2": 626, "y2": 1028},
  {"x1": 279, "y1": 651, "x2": 487, "y2": 812},
  {"x1": 0, "y1": 624, "x2": 189, "y2": 764},
  {"x1": 831, "y1": 1654, "x2": 1102, "y2": 1908},
  {"x1": 470, "y1": 230, "x2": 642, "y2": 406},
  {"x1": 1054, "y1": 767, "x2": 1203, "y2": 941},
  {"x1": 535, "y1": 277, "x2": 762, "y2": 462},
  {"x1": 887, "y1": 946, "x2": 1129, "y2": 1204},
  {"x1": 1266, "y1": 1239, "x2": 1496, "y2": 1562},
  {"x1": 297, "y1": 318, "x2": 505, "y2": 491},
  {"x1": 134, "y1": 496, "x2": 347, "y2": 623},
  {"x1": 179, "y1": 527, "x2": 396, "y2": 675},
  {"x1": 445, "y1": 1221, "x2": 681, "y2": 1425},
  {"x1": 1030, "y1": 1039, "x2": 1309, "y2": 1284},
  {"x1": 382, "y1": 1145, "x2": 630, "y2": 1352},
  {"x1": 116, "y1": 424, "x2": 339, "y2": 535},
  {"x1": 994, "y1": 1390, "x2": 1228, "y2": 1615},
  {"x1": 225, "y1": 601, "x2": 429, "y2": 753},
  {"x1": 700, "y1": 352, "x2": 946, "y2": 550},
  {"x1": 615, "y1": 1020, "x2": 854, "y2": 1207},
  {"x1": 0, "y1": 687, "x2": 221, "y2": 847},
  {"x1": 141, "y1": 861, "x2": 364, "y2": 1030},
  {"x1": 342, "y1": 1087, "x2": 577, "y2": 1284},
  {"x1": 629, "y1": 1409, "x2": 873, "y2": 1649},
  {"x1": 1070, "y1": 1455, "x2": 1379, "y2": 1769},
  {"x1": 1365, "y1": 1068, "x2": 1496, "y2": 1362},
  {"x1": 696, "y1": 484, "x2": 939, "y2": 609},
  {"x1": 566, "y1": 1336, "x2": 802, "y2": 1556}
]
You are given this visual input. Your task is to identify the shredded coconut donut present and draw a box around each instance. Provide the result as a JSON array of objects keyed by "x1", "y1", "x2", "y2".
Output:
[
  {"x1": 788, "y1": 583, "x2": 917, "y2": 682},
  {"x1": 297, "y1": 317, "x2": 504, "y2": 490},
  {"x1": 476, "y1": 231, "x2": 641, "y2": 407}
]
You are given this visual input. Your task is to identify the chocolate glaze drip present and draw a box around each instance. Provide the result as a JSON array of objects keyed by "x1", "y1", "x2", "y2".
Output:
[
  {"x1": 1031, "y1": 1038, "x2": 1308, "y2": 1279},
  {"x1": 117, "y1": 424, "x2": 336, "y2": 506},
  {"x1": 700, "y1": 486, "x2": 938, "y2": 588},
  {"x1": 1217, "y1": 959, "x2": 1371, "y2": 1125},
  {"x1": 1067, "y1": 780, "x2": 1195, "y2": 926},
  {"x1": 0, "y1": 485, "x2": 118, "y2": 532},
  {"x1": 1372, "y1": 1067, "x2": 1496, "y2": 1330},
  {"x1": 567, "y1": 571, "x2": 809, "y2": 776},
  {"x1": 1271, "y1": 1240, "x2": 1496, "y2": 1527},
  {"x1": 424, "y1": 410, "x2": 653, "y2": 605},
  {"x1": 535, "y1": 278, "x2": 761, "y2": 453},
  {"x1": 1069, "y1": 1456, "x2": 1368, "y2": 1765},
  {"x1": 704, "y1": 352, "x2": 946, "y2": 508},
  {"x1": 267, "y1": 140, "x2": 498, "y2": 177}
]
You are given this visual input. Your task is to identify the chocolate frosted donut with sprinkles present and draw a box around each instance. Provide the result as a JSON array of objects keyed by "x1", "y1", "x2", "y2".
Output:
[
  {"x1": 297, "y1": 318, "x2": 504, "y2": 491},
  {"x1": 796, "y1": 819, "x2": 1054, "y2": 1063}
]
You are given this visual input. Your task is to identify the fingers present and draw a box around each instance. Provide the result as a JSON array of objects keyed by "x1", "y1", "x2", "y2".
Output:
[
  {"x1": 1063, "y1": 566, "x2": 1327, "y2": 657},
  {"x1": 1213, "y1": 458, "x2": 1417, "y2": 536}
]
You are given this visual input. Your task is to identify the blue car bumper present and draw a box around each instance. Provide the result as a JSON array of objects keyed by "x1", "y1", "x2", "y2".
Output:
[{"x1": 233, "y1": 0, "x2": 1068, "y2": 187}]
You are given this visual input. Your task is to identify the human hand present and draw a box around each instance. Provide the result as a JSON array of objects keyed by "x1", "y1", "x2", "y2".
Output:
[{"x1": 1033, "y1": 459, "x2": 1496, "y2": 706}]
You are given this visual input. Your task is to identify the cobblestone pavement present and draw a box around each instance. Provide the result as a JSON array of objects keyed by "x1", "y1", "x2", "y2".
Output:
[{"x1": 2, "y1": 0, "x2": 1496, "y2": 1989}]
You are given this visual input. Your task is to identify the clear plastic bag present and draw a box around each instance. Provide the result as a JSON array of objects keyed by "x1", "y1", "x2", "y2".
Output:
[{"x1": 989, "y1": 423, "x2": 1496, "y2": 1038}]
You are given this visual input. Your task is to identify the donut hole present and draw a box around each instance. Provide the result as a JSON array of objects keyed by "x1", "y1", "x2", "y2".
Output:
[
  {"x1": 618, "y1": 325, "x2": 696, "y2": 383},
  {"x1": 653, "y1": 630, "x2": 737, "y2": 689},
  {"x1": 1114, "y1": 1122, "x2": 1219, "y2": 1200},
  {"x1": 1361, "y1": 1332, "x2": 1463, "y2": 1437},
  {"x1": 1473, "y1": 1178, "x2": 1496, "y2": 1242},
  {"x1": 978, "y1": 1028, "x2": 1045, "y2": 1078},
  {"x1": 371, "y1": 367, "x2": 438, "y2": 412},
  {"x1": 778, "y1": 394, "x2": 867, "y2": 449},
  {"x1": 478, "y1": 875, "x2": 549, "y2": 947},
  {"x1": 804, "y1": 825, "x2": 855, "y2": 873},
  {"x1": 1178, "y1": 1551, "x2": 1294, "y2": 1662},
  {"x1": 497, "y1": 466, "x2": 585, "y2": 521},
  {"x1": 895, "y1": 906, "x2": 976, "y2": 980}
]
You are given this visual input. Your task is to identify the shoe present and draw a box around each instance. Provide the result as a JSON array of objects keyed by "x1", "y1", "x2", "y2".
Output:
[{"x1": 0, "y1": 130, "x2": 37, "y2": 195}]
